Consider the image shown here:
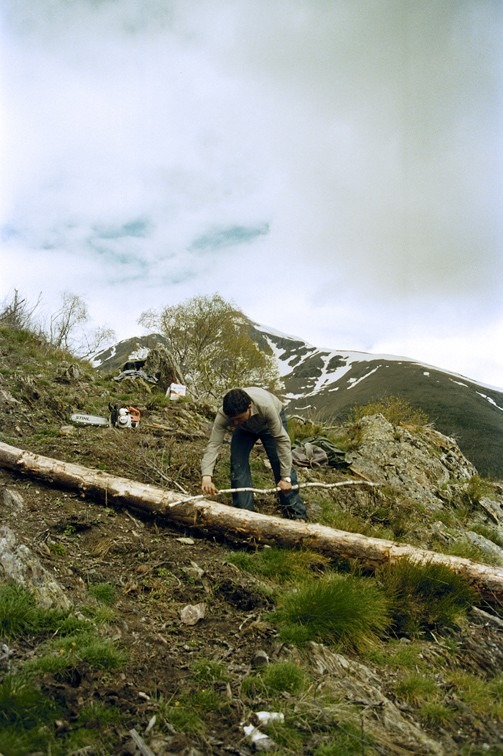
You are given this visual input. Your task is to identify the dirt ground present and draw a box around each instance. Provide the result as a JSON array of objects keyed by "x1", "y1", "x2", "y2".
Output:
[
  {"x1": 1, "y1": 455, "x2": 290, "y2": 753},
  {"x1": 2, "y1": 448, "x2": 503, "y2": 755}
]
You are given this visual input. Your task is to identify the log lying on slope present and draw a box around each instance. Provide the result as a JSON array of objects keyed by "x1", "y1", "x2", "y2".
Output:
[{"x1": 1, "y1": 441, "x2": 502, "y2": 604}]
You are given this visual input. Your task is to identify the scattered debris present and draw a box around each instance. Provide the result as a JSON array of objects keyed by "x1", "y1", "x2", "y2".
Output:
[
  {"x1": 180, "y1": 603, "x2": 206, "y2": 625},
  {"x1": 255, "y1": 711, "x2": 285, "y2": 726},
  {"x1": 186, "y1": 561, "x2": 205, "y2": 579},
  {"x1": 114, "y1": 368, "x2": 158, "y2": 384},
  {"x1": 242, "y1": 723, "x2": 276, "y2": 751},
  {"x1": 167, "y1": 382, "x2": 187, "y2": 400},
  {"x1": 251, "y1": 650, "x2": 270, "y2": 668},
  {"x1": 128, "y1": 728, "x2": 156, "y2": 756}
]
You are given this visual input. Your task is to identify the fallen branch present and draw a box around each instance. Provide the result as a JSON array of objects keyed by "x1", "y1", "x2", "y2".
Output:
[
  {"x1": 1, "y1": 440, "x2": 502, "y2": 604},
  {"x1": 168, "y1": 480, "x2": 379, "y2": 507}
]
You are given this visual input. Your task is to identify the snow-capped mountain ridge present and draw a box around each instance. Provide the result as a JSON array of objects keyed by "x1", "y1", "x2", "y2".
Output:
[
  {"x1": 252, "y1": 322, "x2": 503, "y2": 394},
  {"x1": 249, "y1": 322, "x2": 503, "y2": 479}
]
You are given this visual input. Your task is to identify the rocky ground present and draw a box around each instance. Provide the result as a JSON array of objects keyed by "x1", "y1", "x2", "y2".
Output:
[{"x1": 0, "y1": 327, "x2": 502, "y2": 754}]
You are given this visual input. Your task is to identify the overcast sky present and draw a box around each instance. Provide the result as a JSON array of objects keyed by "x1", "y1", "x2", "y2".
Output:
[{"x1": 1, "y1": 0, "x2": 502, "y2": 388}]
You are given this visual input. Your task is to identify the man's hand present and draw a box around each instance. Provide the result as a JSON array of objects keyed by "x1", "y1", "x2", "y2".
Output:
[
  {"x1": 277, "y1": 478, "x2": 292, "y2": 492},
  {"x1": 201, "y1": 476, "x2": 218, "y2": 496}
]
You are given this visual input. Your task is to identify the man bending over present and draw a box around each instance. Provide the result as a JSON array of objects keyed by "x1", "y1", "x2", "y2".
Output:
[{"x1": 200, "y1": 387, "x2": 307, "y2": 520}]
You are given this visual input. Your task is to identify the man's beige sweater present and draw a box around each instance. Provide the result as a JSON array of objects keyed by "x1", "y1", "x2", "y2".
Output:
[{"x1": 200, "y1": 387, "x2": 292, "y2": 479}]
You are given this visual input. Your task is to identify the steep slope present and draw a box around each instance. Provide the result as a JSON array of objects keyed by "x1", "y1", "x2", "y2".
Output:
[
  {"x1": 1, "y1": 324, "x2": 503, "y2": 754},
  {"x1": 250, "y1": 323, "x2": 503, "y2": 479}
]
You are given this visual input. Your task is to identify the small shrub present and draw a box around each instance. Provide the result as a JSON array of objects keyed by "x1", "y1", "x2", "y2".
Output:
[
  {"x1": 288, "y1": 416, "x2": 326, "y2": 442},
  {"x1": 365, "y1": 640, "x2": 426, "y2": 670},
  {"x1": 444, "y1": 540, "x2": 501, "y2": 566},
  {"x1": 261, "y1": 661, "x2": 307, "y2": 695},
  {"x1": 419, "y1": 701, "x2": 454, "y2": 726},
  {"x1": 49, "y1": 541, "x2": 66, "y2": 556},
  {"x1": 316, "y1": 502, "x2": 376, "y2": 536},
  {"x1": 191, "y1": 658, "x2": 229, "y2": 684},
  {"x1": 242, "y1": 661, "x2": 308, "y2": 703},
  {"x1": 0, "y1": 583, "x2": 73, "y2": 639},
  {"x1": 160, "y1": 703, "x2": 205, "y2": 735},
  {"x1": 447, "y1": 671, "x2": 503, "y2": 719},
  {"x1": 79, "y1": 638, "x2": 126, "y2": 669},
  {"x1": 77, "y1": 701, "x2": 122, "y2": 727},
  {"x1": 376, "y1": 559, "x2": 476, "y2": 636},
  {"x1": 470, "y1": 525, "x2": 503, "y2": 549},
  {"x1": 81, "y1": 604, "x2": 116, "y2": 625},
  {"x1": 350, "y1": 396, "x2": 429, "y2": 428},
  {"x1": 0, "y1": 675, "x2": 60, "y2": 729},
  {"x1": 269, "y1": 573, "x2": 391, "y2": 652},
  {"x1": 396, "y1": 673, "x2": 438, "y2": 704},
  {"x1": 184, "y1": 687, "x2": 226, "y2": 713},
  {"x1": 26, "y1": 632, "x2": 126, "y2": 676},
  {"x1": 313, "y1": 721, "x2": 374, "y2": 754},
  {"x1": 88, "y1": 582, "x2": 117, "y2": 605},
  {"x1": 227, "y1": 546, "x2": 330, "y2": 584},
  {"x1": 263, "y1": 719, "x2": 304, "y2": 750},
  {"x1": 0, "y1": 675, "x2": 60, "y2": 755},
  {"x1": 159, "y1": 684, "x2": 230, "y2": 734},
  {"x1": 464, "y1": 475, "x2": 493, "y2": 505}
]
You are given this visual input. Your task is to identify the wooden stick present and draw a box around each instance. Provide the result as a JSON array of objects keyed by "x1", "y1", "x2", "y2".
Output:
[{"x1": 168, "y1": 480, "x2": 380, "y2": 507}]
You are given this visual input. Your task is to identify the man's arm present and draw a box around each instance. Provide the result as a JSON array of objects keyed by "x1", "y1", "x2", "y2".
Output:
[
  {"x1": 263, "y1": 406, "x2": 293, "y2": 481},
  {"x1": 200, "y1": 411, "x2": 228, "y2": 494}
]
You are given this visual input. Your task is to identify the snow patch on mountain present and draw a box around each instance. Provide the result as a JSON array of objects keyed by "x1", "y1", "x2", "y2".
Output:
[
  {"x1": 253, "y1": 322, "x2": 503, "y2": 394},
  {"x1": 476, "y1": 393, "x2": 503, "y2": 412},
  {"x1": 347, "y1": 366, "x2": 382, "y2": 390}
]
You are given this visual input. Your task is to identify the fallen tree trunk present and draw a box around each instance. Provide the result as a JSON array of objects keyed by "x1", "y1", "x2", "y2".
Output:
[{"x1": 1, "y1": 441, "x2": 502, "y2": 603}]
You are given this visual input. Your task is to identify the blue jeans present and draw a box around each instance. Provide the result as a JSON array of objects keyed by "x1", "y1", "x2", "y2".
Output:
[{"x1": 230, "y1": 410, "x2": 307, "y2": 519}]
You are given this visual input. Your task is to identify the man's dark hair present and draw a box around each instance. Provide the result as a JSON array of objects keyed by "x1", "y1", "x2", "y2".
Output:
[{"x1": 223, "y1": 388, "x2": 252, "y2": 417}]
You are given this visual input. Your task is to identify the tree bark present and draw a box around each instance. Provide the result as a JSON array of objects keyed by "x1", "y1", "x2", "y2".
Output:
[{"x1": 1, "y1": 441, "x2": 502, "y2": 603}]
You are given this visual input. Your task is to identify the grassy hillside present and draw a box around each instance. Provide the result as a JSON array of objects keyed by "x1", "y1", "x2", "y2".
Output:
[{"x1": 0, "y1": 324, "x2": 502, "y2": 755}]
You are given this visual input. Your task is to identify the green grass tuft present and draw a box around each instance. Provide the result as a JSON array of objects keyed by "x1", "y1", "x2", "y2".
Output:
[
  {"x1": 269, "y1": 573, "x2": 391, "y2": 652},
  {"x1": 191, "y1": 658, "x2": 229, "y2": 684},
  {"x1": 88, "y1": 582, "x2": 117, "y2": 605},
  {"x1": 0, "y1": 675, "x2": 61, "y2": 755},
  {"x1": 313, "y1": 721, "x2": 374, "y2": 755},
  {"x1": 376, "y1": 559, "x2": 476, "y2": 636},
  {"x1": 242, "y1": 660, "x2": 308, "y2": 700},
  {"x1": 0, "y1": 583, "x2": 82, "y2": 639},
  {"x1": 350, "y1": 395, "x2": 429, "y2": 428},
  {"x1": 396, "y1": 672, "x2": 438, "y2": 704},
  {"x1": 227, "y1": 546, "x2": 330, "y2": 584}
]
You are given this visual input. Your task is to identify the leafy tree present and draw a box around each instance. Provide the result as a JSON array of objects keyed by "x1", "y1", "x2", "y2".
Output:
[
  {"x1": 0, "y1": 289, "x2": 41, "y2": 331},
  {"x1": 139, "y1": 294, "x2": 282, "y2": 400},
  {"x1": 47, "y1": 292, "x2": 115, "y2": 357},
  {"x1": 48, "y1": 292, "x2": 88, "y2": 350},
  {"x1": 1, "y1": 289, "x2": 115, "y2": 358}
]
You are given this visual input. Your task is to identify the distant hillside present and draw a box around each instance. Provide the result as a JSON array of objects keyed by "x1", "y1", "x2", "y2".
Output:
[
  {"x1": 90, "y1": 333, "x2": 171, "y2": 373},
  {"x1": 250, "y1": 324, "x2": 503, "y2": 480}
]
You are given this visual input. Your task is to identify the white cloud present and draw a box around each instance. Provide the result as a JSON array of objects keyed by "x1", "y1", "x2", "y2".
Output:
[{"x1": 1, "y1": 0, "x2": 502, "y2": 389}]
